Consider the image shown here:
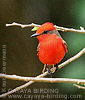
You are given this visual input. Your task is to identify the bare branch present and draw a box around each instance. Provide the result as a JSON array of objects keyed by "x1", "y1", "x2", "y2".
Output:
[
  {"x1": 6, "y1": 22, "x2": 85, "y2": 34},
  {"x1": 0, "y1": 74, "x2": 85, "y2": 84},
  {"x1": 73, "y1": 84, "x2": 85, "y2": 89},
  {"x1": 6, "y1": 22, "x2": 40, "y2": 28},
  {"x1": 0, "y1": 72, "x2": 48, "y2": 98},
  {"x1": 58, "y1": 48, "x2": 85, "y2": 69},
  {"x1": 0, "y1": 48, "x2": 85, "y2": 98}
]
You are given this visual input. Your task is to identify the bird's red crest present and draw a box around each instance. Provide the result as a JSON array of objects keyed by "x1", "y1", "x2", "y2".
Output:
[{"x1": 36, "y1": 22, "x2": 55, "y2": 34}]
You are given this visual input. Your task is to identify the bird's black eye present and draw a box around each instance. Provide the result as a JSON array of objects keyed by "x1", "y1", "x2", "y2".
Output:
[
  {"x1": 41, "y1": 30, "x2": 49, "y2": 35},
  {"x1": 44, "y1": 30, "x2": 48, "y2": 33}
]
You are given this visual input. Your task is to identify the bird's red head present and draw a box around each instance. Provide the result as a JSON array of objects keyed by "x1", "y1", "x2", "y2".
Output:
[
  {"x1": 31, "y1": 22, "x2": 55, "y2": 37},
  {"x1": 36, "y1": 22, "x2": 55, "y2": 34}
]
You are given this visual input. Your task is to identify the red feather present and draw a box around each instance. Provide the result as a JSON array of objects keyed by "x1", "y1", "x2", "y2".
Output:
[{"x1": 36, "y1": 22, "x2": 55, "y2": 34}]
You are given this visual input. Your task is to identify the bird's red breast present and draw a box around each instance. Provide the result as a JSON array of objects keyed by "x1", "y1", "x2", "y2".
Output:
[{"x1": 37, "y1": 33, "x2": 66, "y2": 65}]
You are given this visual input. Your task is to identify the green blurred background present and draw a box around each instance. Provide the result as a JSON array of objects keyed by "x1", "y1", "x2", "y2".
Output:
[{"x1": 0, "y1": 0, "x2": 85, "y2": 100}]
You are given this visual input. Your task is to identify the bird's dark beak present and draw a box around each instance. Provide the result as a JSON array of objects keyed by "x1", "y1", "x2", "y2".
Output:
[{"x1": 31, "y1": 33, "x2": 40, "y2": 37}]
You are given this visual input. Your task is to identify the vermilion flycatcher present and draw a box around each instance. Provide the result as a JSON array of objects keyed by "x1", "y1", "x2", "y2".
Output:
[{"x1": 31, "y1": 22, "x2": 68, "y2": 73}]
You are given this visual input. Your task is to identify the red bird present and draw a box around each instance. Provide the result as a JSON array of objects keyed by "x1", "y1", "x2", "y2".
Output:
[{"x1": 31, "y1": 22, "x2": 68, "y2": 73}]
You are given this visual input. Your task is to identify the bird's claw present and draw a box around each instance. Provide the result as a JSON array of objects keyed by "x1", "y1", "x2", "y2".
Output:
[{"x1": 46, "y1": 68, "x2": 52, "y2": 77}]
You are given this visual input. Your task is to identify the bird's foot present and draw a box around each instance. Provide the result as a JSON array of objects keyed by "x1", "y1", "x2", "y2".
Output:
[
  {"x1": 42, "y1": 64, "x2": 58, "y2": 77},
  {"x1": 42, "y1": 64, "x2": 47, "y2": 73},
  {"x1": 54, "y1": 64, "x2": 58, "y2": 71},
  {"x1": 46, "y1": 68, "x2": 52, "y2": 77},
  {"x1": 50, "y1": 65, "x2": 56, "y2": 73}
]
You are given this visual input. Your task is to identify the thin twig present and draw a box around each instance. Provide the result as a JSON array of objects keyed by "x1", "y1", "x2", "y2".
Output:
[
  {"x1": 0, "y1": 74, "x2": 85, "y2": 84},
  {"x1": 58, "y1": 48, "x2": 85, "y2": 69},
  {"x1": 6, "y1": 22, "x2": 85, "y2": 34},
  {"x1": 73, "y1": 84, "x2": 85, "y2": 89},
  {"x1": 0, "y1": 48, "x2": 85, "y2": 98},
  {"x1": 6, "y1": 22, "x2": 40, "y2": 28}
]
